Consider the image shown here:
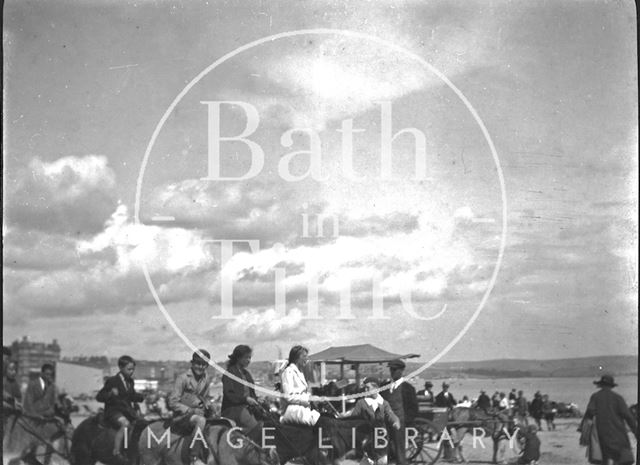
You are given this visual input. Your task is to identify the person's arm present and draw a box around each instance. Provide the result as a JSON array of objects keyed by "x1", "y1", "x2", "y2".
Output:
[
  {"x1": 617, "y1": 397, "x2": 637, "y2": 438},
  {"x1": 96, "y1": 377, "x2": 116, "y2": 403},
  {"x1": 280, "y1": 368, "x2": 310, "y2": 405},
  {"x1": 348, "y1": 400, "x2": 364, "y2": 419},
  {"x1": 129, "y1": 387, "x2": 145, "y2": 403},
  {"x1": 166, "y1": 375, "x2": 190, "y2": 415},
  {"x1": 383, "y1": 401, "x2": 401, "y2": 429}
]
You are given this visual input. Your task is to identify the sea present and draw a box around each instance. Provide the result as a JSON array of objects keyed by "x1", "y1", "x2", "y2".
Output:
[{"x1": 411, "y1": 375, "x2": 638, "y2": 408}]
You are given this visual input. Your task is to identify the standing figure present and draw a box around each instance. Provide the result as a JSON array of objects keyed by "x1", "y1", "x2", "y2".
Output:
[
  {"x1": 476, "y1": 390, "x2": 491, "y2": 411},
  {"x1": 508, "y1": 388, "x2": 517, "y2": 409},
  {"x1": 221, "y1": 345, "x2": 262, "y2": 440},
  {"x1": 529, "y1": 392, "x2": 543, "y2": 430},
  {"x1": 541, "y1": 395, "x2": 555, "y2": 431},
  {"x1": 167, "y1": 350, "x2": 214, "y2": 465},
  {"x1": 381, "y1": 359, "x2": 413, "y2": 465},
  {"x1": 435, "y1": 382, "x2": 457, "y2": 409},
  {"x1": 516, "y1": 390, "x2": 529, "y2": 426},
  {"x1": 582, "y1": 374, "x2": 637, "y2": 465},
  {"x1": 96, "y1": 356, "x2": 144, "y2": 461},
  {"x1": 498, "y1": 392, "x2": 510, "y2": 411},
  {"x1": 492, "y1": 391, "x2": 501, "y2": 409},
  {"x1": 24, "y1": 363, "x2": 59, "y2": 419},
  {"x1": 518, "y1": 424, "x2": 540, "y2": 464}
]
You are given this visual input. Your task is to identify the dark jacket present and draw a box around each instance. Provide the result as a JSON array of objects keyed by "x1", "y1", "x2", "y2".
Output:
[
  {"x1": 516, "y1": 396, "x2": 528, "y2": 415},
  {"x1": 476, "y1": 393, "x2": 491, "y2": 411},
  {"x1": 583, "y1": 387, "x2": 637, "y2": 458},
  {"x1": 96, "y1": 374, "x2": 143, "y2": 422},
  {"x1": 529, "y1": 397, "x2": 543, "y2": 418},
  {"x1": 381, "y1": 383, "x2": 405, "y2": 423},
  {"x1": 23, "y1": 377, "x2": 58, "y2": 417},
  {"x1": 520, "y1": 432, "x2": 540, "y2": 462},
  {"x1": 402, "y1": 383, "x2": 418, "y2": 424},
  {"x1": 221, "y1": 365, "x2": 257, "y2": 414},
  {"x1": 349, "y1": 397, "x2": 399, "y2": 426},
  {"x1": 435, "y1": 391, "x2": 456, "y2": 409}
]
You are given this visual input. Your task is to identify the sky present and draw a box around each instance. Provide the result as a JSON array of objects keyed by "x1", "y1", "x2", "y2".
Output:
[{"x1": 3, "y1": 0, "x2": 637, "y2": 365}]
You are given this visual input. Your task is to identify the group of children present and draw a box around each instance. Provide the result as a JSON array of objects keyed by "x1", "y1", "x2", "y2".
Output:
[
  {"x1": 97, "y1": 351, "x2": 213, "y2": 465},
  {"x1": 98, "y1": 353, "x2": 542, "y2": 465}
]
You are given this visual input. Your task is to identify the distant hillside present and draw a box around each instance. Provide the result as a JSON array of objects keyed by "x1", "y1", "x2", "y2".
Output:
[{"x1": 403, "y1": 355, "x2": 638, "y2": 379}]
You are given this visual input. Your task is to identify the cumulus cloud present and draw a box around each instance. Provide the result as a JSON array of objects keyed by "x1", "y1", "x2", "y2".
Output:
[
  {"x1": 6, "y1": 155, "x2": 118, "y2": 235},
  {"x1": 10, "y1": 205, "x2": 217, "y2": 317},
  {"x1": 78, "y1": 204, "x2": 214, "y2": 275},
  {"x1": 213, "y1": 308, "x2": 307, "y2": 342}
]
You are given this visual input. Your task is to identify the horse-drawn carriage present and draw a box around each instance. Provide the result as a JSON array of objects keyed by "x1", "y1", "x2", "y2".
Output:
[
  {"x1": 405, "y1": 398, "x2": 519, "y2": 464},
  {"x1": 405, "y1": 402, "x2": 448, "y2": 464}
]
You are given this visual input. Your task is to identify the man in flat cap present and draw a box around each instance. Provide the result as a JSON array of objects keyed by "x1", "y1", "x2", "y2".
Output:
[
  {"x1": 435, "y1": 381, "x2": 457, "y2": 409},
  {"x1": 582, "y1": 374, "x2": 637, "y2": 465},
  {"x1": 381, "y1": 359, "x2": 417, "y2": 465}
]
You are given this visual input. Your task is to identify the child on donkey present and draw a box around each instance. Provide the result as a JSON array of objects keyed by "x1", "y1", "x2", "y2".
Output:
[{"x1": 96, "y1": 355, "x2": 144, "y2": 463}]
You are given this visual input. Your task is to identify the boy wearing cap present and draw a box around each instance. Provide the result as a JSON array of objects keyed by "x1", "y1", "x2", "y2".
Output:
[
  {"x1": 167, "y1": 350, "x2": 214, "y2": 465},
  {"x1": 349, "y1": 377, "x2": 400, "y2": 428},
  {"x1": 582, "y1": 374, "x2": 637, "y2": 465}
]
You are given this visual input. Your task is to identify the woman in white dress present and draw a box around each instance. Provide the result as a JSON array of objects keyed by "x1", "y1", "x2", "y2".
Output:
[{"x1": 280, "y1": 345, "x2": 321, "y2": 426}]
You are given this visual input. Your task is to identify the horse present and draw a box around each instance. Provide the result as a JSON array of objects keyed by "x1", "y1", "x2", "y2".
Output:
[
  {"x1": 4, "y1": 394, "x2": 77, "y2": 465},
  {"x1": 256, "y1": 404, "x2": 374, "y2": 465},
  {"x1": 70, "y1": 416, "x2": 276, "y2": 465},
  {"x1": 444, "y1": 407, "x2": 518, "y2": 464},
  {"x1": 138, "y1": 420, "x2": 277, "y2": 465}
]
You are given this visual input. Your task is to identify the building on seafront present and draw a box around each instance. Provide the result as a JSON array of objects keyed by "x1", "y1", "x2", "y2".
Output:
[{"x1": 10, "y1": 336, "x2": 61, "y2": 384}]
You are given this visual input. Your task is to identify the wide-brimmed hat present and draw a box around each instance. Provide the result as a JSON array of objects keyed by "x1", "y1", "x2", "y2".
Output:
[
  {"x1": 424, "y1": 381, "x2": 433, "y2": 388},
  {"x1": 594, "y1": 374, "x2": 617, "y2": 387},
  {"x1": 388, "y1": 359, "x2": 406, "y2": 370}
]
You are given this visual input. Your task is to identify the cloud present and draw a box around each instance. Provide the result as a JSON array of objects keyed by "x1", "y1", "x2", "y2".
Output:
[
  {"x1": 5, "y1": 155, "x2": 118, "y2": 235},
  {"x1": 78, "y1": 204, "x2": 214, "y2": 275},
  {"x1": 10, "y1": 205, "x2": 217, "y2": 317},
  {"x1": 213, "y1": 308, "x2": 308, "y2": 343},
  {"x1": 2, "y1": 228, "x2": 79, "y2": 270},
  {"x1": 142, "y1": 179, "x2": 311, "y2": 246}
]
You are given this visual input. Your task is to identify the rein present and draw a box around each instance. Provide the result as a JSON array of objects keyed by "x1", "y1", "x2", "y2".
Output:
[{"x1": 14, "y1": 415, "x2": 72, "y2": 461}]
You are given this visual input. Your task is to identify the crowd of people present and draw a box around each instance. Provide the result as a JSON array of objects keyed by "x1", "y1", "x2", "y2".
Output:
[
  {"x1": 3, "y1": 344, "x2": 638, "y2": 465},
  {"x1": 415, "y1": 381, "x2": 563, "y2": 431}
]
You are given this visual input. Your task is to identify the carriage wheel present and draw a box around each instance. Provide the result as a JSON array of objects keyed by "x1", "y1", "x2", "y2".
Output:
[{"x1": 406, "y1": 418, "x2": 443, "y2": 464}]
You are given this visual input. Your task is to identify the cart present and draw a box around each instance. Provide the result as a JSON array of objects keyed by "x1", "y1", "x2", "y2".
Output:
[
  {"x1": 405, "y1": 400, "x2": 448, "y2": 464},
  {"x1": 406, "y1": 400, "x2": 521, "y2": 464}
]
